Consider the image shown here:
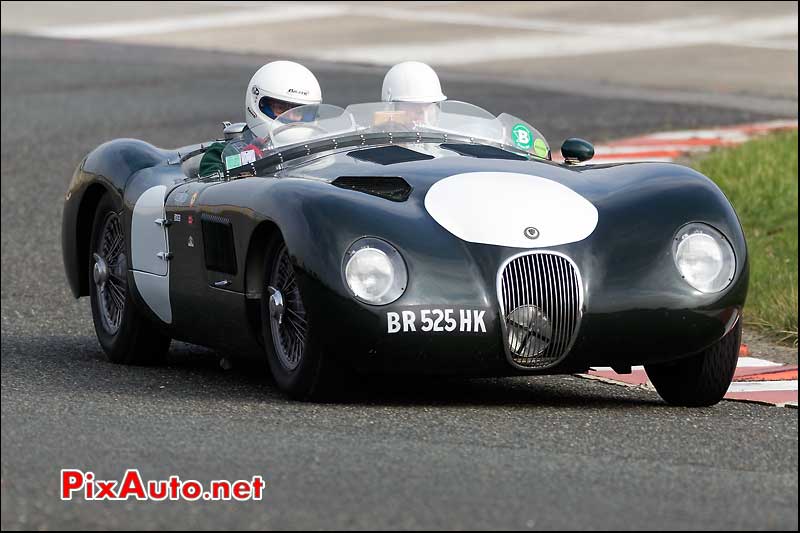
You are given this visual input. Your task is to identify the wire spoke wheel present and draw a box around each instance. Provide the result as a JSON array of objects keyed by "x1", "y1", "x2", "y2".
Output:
[
  {"x1": 93, "y1": 212, "x2": 127, "y2": 335},
  {"x1": 268, "y1": 244, "x2": 308, "y2": 372}
]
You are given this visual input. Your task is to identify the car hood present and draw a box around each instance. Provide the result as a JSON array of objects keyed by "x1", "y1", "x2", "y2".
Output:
[{"x1": 277, "y1": 144, "x2": 729, "y2": 249}]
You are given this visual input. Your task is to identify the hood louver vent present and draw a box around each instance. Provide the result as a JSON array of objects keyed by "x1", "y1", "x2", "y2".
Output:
[
  {"x1": 440, "y1": 143, "x2": 528, "y2": 161},
  {"x1": 347, "y1": 145, "x2": 434, "y2": 165},
  {"x1": 333, "y1": 176, "x2": 412, "y2": 202}
]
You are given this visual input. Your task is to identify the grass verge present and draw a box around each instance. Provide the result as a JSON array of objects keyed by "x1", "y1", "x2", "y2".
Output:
[{"x1": 690, "y1": 130, "x2": 798, "y2": 346}]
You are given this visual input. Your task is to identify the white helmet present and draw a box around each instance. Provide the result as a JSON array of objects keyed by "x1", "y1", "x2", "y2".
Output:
[
  {"x1": 245, "y1": 61, "x2": 322, "y2": 137},
  {"x1": 381, "y1": 61, "x2": 447, "y2": 103}
]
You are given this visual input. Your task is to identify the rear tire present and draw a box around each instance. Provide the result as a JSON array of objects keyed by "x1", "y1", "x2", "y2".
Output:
[
  {"x1": 260, "y1": 235, "x2": 344, "y2": 401},
  {"x1": 88, "y1": 194, "x2": 170, "y2": 365},
  {"x1": 645, "y1": 321, "x2": 741, "y2": 407}
]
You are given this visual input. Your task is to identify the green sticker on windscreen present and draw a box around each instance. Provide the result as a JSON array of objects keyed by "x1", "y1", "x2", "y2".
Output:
[
  {"x1": 533, "y1": 138, "x2": 548, "y2": 158},
  {"x1": 225, "y1": 153, "x2": 242, "y2": 169},
  {"x1": 511, "y1": 124, "x2": 533, "y2": 150}
]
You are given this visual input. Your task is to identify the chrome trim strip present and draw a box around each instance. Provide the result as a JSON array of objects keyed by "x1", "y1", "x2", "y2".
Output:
[
  {"x1": 556, "y1": 255, "x2": 567, "y2": 356},
  {"x1": 496, "y1": 250, "x2": 585, "y2": 371}
]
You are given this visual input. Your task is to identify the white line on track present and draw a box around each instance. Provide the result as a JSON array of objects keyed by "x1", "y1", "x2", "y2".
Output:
[
  {"x1": 737, "y1": 357, "x2": 786, "y2": 368},
  {"x1": 565, "y1": 120, "x2": 799, "y2": 164},
  {"x1": 22, "y1": 3, "x2": 797, "y2": 65},
  {"x1": 727, "y1": 381, "x2": 798, "y2": 393},
  {"x1": 591, "y1": 358, "x2": 786, "y2": 374},
  {"x1": 623, "y1": 129, "x2": 755, "y2": 142},
  {"x1": 591, "y1": 366, "x2": 645, "y2": 372},
  {"x1": 29, "y1": 5, "x2": 347, "y2": 39},
  {"x1": 593, "y1": 145, "x2": 712, "y2": 155},
  {"x1": 361, "y1": 9, "x2": 725, "y2": 35},
  {"x1": 314, "y1": 14, "x2": 798, "y2": 65},
  {"x1": 726, "y1": 38, "x2": 798, "y2": 51}
]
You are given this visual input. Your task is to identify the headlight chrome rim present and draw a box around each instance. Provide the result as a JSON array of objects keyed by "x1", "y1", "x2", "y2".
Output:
[
  {"x1": 672, "y1": 222, "x2": 736, "y2": 293},
  {"x1": 343, "y1": 237, "x2": 407, "y2": 305}
]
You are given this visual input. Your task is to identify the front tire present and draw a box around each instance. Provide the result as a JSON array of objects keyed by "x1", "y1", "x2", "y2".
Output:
[
  {"x1": 260, "y1": 235, "x2": 343, "y2": 400},
  {"x1": 88, "y1": 194, "x2": 170, "y2": 365},
  {"x1": 645, "y1": 321, "x2": 741, "y2": 407}
]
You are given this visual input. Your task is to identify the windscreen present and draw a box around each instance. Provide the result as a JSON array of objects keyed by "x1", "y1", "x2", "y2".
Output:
[{"x1": 222, "y1": 101, "x2": 550, "y2": 172}]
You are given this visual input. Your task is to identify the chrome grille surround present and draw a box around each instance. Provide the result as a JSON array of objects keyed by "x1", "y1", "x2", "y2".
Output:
[{"x1": 496, "y1": 251, "x2": 584, "y2": 369}]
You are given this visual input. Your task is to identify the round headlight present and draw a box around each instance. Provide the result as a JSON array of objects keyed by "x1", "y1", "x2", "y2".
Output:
[
  {"x1": 673, "y1": 223, "x2": 736, "y2": 293},
  {"x1": 343, "y1": 238, "x2": 407, "y2": 305}
]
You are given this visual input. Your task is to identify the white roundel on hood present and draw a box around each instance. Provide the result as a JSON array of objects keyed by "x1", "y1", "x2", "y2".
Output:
[{"x1": 424, "y1": 172, "x2": 598, "y2": 248}]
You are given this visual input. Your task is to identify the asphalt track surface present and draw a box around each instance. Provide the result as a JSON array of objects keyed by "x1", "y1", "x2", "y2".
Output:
[{"x1": 1, "y1": 36, "x2": 797, "y2": 530}]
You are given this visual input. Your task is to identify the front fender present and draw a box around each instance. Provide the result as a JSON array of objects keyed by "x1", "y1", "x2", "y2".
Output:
[
  {"x1": 62, "y1": 139, "x2": 175, "y2": 298},
  {"x1": 550, "y1": 162, "x2": 749, "y2": 366}
]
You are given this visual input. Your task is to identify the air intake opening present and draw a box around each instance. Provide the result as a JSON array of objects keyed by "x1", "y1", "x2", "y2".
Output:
[
  {"x1": 201, "y1": 214, "x2": 237, "y2": 275},
  {"x1": 333, "y1": 176, "x2": 412, "y2": 202},
  {"x1": 498, "y1": 252, "x2": 582, "y2": 369}
]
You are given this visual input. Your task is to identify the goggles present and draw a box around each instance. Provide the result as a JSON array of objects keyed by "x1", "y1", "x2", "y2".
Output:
[{"x1": 259, "y1": 96, "x2": 317, "y2": 122}]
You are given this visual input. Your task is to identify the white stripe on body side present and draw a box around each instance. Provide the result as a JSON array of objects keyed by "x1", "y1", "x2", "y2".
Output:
[{"x1": 131, "y1": 185, "x2": 171, "y2": 324}]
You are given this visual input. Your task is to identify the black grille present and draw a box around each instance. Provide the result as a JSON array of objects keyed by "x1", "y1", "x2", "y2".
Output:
[
  {"x1": 201, "y1": 214, "x2": 237, "y2": 275},
  {"x1": 498, "y1": 253, "x2": 582, "y2": 368}
]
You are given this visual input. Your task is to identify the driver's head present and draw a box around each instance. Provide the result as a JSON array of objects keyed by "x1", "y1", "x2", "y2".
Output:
[
  {"x1": 245, "y1": 61, "x2": 322, "y2": 137},
  {"x1": 381, "y1": 61, "x2": 446, "y2": 103}
]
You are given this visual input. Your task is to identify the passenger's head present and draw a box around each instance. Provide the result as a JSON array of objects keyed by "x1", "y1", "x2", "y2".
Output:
[{"x1": 381, "y1": 61, "x2": 446, "y2": 103}]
